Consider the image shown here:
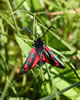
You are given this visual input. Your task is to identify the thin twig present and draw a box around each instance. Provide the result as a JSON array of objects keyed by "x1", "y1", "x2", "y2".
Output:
[{"x1": 48, "y1": 8, "x2": 80, "y2": 16}]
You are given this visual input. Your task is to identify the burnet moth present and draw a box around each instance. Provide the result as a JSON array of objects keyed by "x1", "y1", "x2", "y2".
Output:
[{"x1": 20, "y1": 26, "x2": 65, "y2": 74}]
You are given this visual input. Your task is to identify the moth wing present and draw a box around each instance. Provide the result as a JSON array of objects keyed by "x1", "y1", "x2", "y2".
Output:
[
  {"x1": 43, "y1": 46, "x2": 65, "y2": 69},
  {"x1": 20, "y1": 48, "x2": 40, "y2": 74}
]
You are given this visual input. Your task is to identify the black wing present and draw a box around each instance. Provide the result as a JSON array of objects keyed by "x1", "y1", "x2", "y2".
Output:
[
  {"x1": 20, "y1": 48, "x2": 40, "y2": 74},
  {"x1": 43, "y1": 46, "x2": 65, "y2": 69}
]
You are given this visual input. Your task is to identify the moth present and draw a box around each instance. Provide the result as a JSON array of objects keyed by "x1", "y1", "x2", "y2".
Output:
[{"x1": 20, "y1": 26, "x2": 65, "y2": 74}]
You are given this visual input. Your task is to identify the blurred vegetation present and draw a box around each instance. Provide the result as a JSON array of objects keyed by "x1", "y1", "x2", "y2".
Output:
[{"x1": 0, "y1": 0, "x2": 80, "y2": 100}]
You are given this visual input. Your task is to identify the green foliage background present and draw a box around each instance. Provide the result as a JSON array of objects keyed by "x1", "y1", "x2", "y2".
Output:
[{"x1": 0, "y1": 0, "x2": 80, "y2": 100}]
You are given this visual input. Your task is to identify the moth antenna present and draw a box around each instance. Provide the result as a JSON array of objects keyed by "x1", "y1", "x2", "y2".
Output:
[
  {"x1": 22, "y1": 27, "x2": 37, "y2": 38},
  {"x1": 41, "y1": 26, "x2": 56, "y2": 38}
]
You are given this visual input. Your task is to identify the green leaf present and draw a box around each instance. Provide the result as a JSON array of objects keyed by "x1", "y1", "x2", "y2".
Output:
[
  {"x1": 15, "y1": 34, "x2": 31, "y2": 56},
  {"x1": 39, "y1": 81, "x2": 80, "y2": 100}
]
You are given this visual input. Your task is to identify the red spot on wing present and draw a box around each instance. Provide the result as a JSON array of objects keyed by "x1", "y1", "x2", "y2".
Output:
[
  {"x1": 43, "y1": 54, "x2": 45, "y2": 60},
  {"x1": 51, "y1": 54, "x2": 54, "y2": 58},
  {"x1": 31, "y1": 54, "x2": 40, "y2": 68},
  {"x1": 45, "y1": 46, "x2": 51, "y2": 52},
  {"x1": 27, "y1": 57, "x2": 32, "y2": 63},
  {"x1": 30, "y1": 48, "x2": 36, "y2": 54},
  {"x1": 44, "y1": 49, "x2": 47, "y2": 52},
  {"x1": 55, "y1": 61, "x2": 59, "y2": 67},
  {"x1": 43, "y1": 54, "x2": 50, "y2": 63},
  {"x1": 24, "y1": 65, "x2": 29, "y2": 71}
]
